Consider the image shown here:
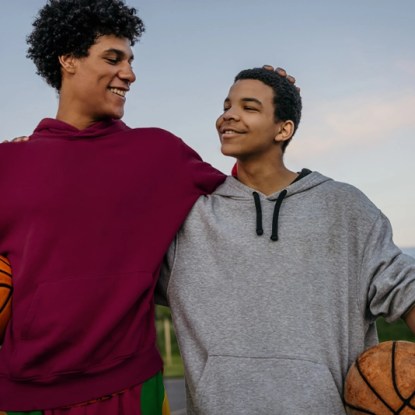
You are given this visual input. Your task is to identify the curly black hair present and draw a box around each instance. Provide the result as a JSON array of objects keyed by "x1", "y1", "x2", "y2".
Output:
[
  {"x1": 234, "y1": 67, "x2": 302, "y2": 152},
  {"x1": 27, "y1": 0, "x2": 145, "y2": 90}
]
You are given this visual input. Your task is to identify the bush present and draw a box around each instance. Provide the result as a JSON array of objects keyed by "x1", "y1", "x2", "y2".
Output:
[{"x1": 376, "y1": 317, "x2": 415, "y2": 342}]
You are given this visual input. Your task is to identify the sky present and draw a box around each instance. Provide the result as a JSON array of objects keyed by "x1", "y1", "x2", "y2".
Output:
[{"x1": 1, "y1": 0, "x2": 415, "y2": 247}]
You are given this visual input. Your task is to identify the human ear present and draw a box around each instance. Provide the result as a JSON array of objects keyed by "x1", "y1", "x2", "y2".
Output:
[
  {"x1": 275, "y1": 120, "x2": 294, "y2": 144},
  {"x1": 58, "y1": 54, "x2": 78, "y2": 75}
]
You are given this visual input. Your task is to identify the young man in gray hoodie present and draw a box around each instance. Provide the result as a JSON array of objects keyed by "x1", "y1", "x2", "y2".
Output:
[{"x1": 158, "y1": 65, "x2": 415, "y2": 414}]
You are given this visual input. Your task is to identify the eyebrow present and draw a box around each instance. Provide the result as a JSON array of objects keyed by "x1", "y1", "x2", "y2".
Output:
[
  {"x1": 224, "y1": 97, "x2": 263, "y2": 106},
  {"x1": 102, "y1": 48, "x2": 134, "y2": 62}
]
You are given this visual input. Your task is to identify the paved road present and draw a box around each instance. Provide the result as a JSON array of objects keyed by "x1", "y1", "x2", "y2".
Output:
[{"x1": 165, "y1": 377, "x2": 186, "y2": 415}]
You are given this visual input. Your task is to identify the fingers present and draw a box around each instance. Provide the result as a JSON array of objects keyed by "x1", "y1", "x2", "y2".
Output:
[
  {"x1": 2, "y1": 136, "x2": 30, "y2": 143},
  {"x1": 13, "y1": 136, "x2": 30, "y2": 142},
  {"x1": 286, "y1": 75, "x2": 296, "y2": 84},
  {"x1": 275, "y1": 67, "x2": 287, "y2": 78},
  {"x1": 262, "y1": 64, "x2": 275, "y2": 72},
  {"x1": 262, "y1": 65, "x2": 300, "y2": 92}
]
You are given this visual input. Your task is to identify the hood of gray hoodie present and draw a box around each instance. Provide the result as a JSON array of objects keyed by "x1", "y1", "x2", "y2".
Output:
[
  {"x1": 213, "y1": 170, "x2": 332, "y2": 241},
  {"x1": 213, "y1": 169, "x2": 331, "y2": 200}
]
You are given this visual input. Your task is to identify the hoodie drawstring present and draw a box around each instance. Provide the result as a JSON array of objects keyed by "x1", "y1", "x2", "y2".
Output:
[
  {"x1": 252, "y1": 190, "x2": 288, "y2": 241},
  {"x1": 271, "y1": 190, "x2": 287, "y2": 241},
  {"x1": 252, "y1": 192, "x2": 264, "y2": 236}
]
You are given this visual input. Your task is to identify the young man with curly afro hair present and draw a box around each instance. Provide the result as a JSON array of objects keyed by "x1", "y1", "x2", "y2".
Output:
[{"x1": 0, "y1": 0, "x2": 224, "y2": 413}]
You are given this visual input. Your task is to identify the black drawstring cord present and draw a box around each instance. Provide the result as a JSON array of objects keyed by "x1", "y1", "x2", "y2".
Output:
[
  {"x1": 252, "y1": 192, "x2": 264, "y2": 236},
  {"x1": 253, "y1": 190, "x2": 288, "y2": 241},
  {"x1": 250, "y1": 170, "x2": 309, "y2": 241},
  {"x1": 270, "y1": 190, "x2": 287, "y2": 241}
]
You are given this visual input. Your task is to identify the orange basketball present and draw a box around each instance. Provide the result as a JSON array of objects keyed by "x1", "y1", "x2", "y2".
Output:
[
  {"x1": 344, "y1": 341, "x2": 415, "y2": 414},
  {"x1": 0, "y1": 255, "x2": 12, "y2": 343}
]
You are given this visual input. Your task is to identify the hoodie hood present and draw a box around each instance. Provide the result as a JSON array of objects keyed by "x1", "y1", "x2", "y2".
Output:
[
  {"x1": 214, "y1": 170, "x2": 333, "y2": 241},
  {"x1": 30, "y1": 118, "x2": 130, "y2": 140},
  {"x1": 214, "y1": 169, "x2": 331, "y2": 200}
]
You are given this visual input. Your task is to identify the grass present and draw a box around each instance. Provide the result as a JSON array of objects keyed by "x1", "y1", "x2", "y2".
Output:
[
  {"x1": 376, "y1": 317, "x2": 415, "y2": 342},
  {"x1": 161, "y1": 354, "x2": 185, "y2": 378}
]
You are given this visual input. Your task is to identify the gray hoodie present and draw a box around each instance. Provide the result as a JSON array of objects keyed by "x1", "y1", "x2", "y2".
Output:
[{"x1": 158, "y1": 171, "x2": 415, "y2": 415}]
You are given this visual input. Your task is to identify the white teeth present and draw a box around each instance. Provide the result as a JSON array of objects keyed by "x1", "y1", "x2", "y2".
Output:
[{"x1": 109, "y1": 88, "x2": 126, "y2": 97}]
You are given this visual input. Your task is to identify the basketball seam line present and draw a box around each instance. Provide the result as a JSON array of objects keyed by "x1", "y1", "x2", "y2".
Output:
[
  {"x1": 0, "y1": 287, "x2": 13, "y2": 314},
  {"x1": 0, "y1": 270, "x2": 12, "y2": 278},
  {"x1": 0, "y1": 257, "x2": 9, "y2": 266},
  {"x1": 392, "y1": 341, "x2": 415, "y2": 413},
  {"x1": 355, "y1": 343, "x2": 396, "y2": 414}
]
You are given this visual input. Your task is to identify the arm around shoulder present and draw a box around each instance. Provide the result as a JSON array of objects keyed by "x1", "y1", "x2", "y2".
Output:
[{"x1": 177, "y1": 138, "x2": 225, "y2": 194}]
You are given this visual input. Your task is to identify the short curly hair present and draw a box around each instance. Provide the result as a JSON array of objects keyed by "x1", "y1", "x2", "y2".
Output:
[
  {"x1": 234, "y1": 67, "x2": 302, "y2": 152},
  {"x1": 27, "y1": 0, "x2": 145, "y2": 90}
]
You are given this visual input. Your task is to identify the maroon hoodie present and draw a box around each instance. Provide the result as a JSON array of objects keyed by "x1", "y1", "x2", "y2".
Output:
[{"x1": 0, "y1": 118, "x2": 225, "y2": 410}]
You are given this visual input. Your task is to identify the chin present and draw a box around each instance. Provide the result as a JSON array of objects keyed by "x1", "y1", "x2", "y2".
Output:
[
  {"x1": 221, "y1": 145, "x2": 240, "y2": 159},
  {"x1": 106, "y1": 106, "x2": 125, "y2": 120},
  {"x1": 112, "y1": 111, "x2": 124, "y2": 120}
]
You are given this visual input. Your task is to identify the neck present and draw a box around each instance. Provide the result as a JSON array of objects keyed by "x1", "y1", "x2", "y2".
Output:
[
  {"x1": 236, "y1": 159, "x2": 297, "y2": 196},
  {"x1": 56, "y1": 88, "x2": 108, "y2": 131},
  {"x1": 56, "y1": 106, "x2": 101, "y2": 131}
]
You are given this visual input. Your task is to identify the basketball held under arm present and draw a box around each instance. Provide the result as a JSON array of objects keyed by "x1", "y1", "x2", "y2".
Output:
[{"x1": 0, "y1": 255, "x2": 12, "y2": 344}]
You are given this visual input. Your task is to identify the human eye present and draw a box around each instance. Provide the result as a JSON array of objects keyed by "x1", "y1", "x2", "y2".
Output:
[
  {"x1": 106, "y1": 57, "x2": 119, "y2": 65},
  {"x1": 104, "y1": 53, "x2": 122, "y2": 64}
]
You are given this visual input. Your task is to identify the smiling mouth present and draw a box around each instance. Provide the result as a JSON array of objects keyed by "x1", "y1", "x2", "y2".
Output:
[
  {"x1": 108, "y1": 87, "x2": 127, "y2": 98},
  {"x1": 221, "y1": 129, "x2": 244, "y2": 136}
]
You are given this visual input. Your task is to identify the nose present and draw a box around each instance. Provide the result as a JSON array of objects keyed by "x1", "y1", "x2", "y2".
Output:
[
  {"x1": 222, "y1": 108, "x2": 240, "y2": 121},
  {"x1": 119, "y1": 62, "x2": 136, "y2": 85},
  {"x1": 216, "y1": 108, "x2": 239, "y2": 130}
]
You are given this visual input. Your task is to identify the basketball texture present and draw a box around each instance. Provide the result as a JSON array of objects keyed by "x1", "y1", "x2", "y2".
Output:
[
  {"x1": 0, "y1": 255, "x2": 12, "y2": 343},
  {"x1": 344, "y1": 340, "x2": 415, "y2": 414}
]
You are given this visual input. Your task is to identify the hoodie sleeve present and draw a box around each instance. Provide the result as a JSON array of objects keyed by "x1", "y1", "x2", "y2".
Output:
[
  {"x1": 177, "y1": 139, "x2": 225, "y2": 195},
  {"x1": 155, "y1": 236, "x2": 177, "y2": 306},
  {"x1": 360, "y1": 212, "x2": 415, "y2": 322}
]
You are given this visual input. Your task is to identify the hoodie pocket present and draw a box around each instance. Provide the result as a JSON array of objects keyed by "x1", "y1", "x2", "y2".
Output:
[
  {"x1": 193, "y1": 354, "x2": 346, "y2": 415},
  {"x1": 11, "y1": 271, "x2": 154, "y2": 382}
]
